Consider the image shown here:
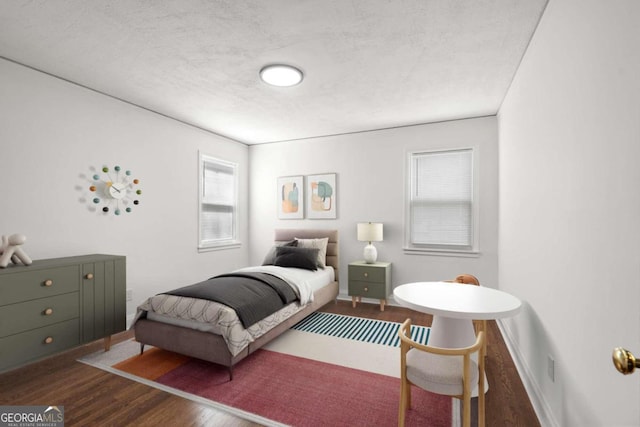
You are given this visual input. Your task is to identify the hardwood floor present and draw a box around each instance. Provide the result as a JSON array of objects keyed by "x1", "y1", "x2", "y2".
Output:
[
  {"x1": 0, "y1": 300, "x2": 539, "y2": 426},
  {"x1": 322, "y1": 301, "x2": 541, "y2": 427}
]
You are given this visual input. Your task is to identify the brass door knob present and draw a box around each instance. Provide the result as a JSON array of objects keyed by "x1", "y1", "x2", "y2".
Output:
[
  {"x1": 612, "y1": 347, "x2": 640, "y2": 375},
  {"x1": 85, "y1": 273, "x2": 94, "y2": 280}
]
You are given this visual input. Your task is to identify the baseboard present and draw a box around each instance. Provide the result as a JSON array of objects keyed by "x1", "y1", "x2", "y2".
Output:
[
  {"x1": 336, "y1": 293, "x2": 379, "y2": 306},
  {"x1": 126, "y1": 313, "x2": 136, "y2": 329},
  {"x1": 496, "y1": 319, "x2": 558, "y2": 427},
  {"x1": 336, "y1": 293, "x2": 398, "y2": 307}
]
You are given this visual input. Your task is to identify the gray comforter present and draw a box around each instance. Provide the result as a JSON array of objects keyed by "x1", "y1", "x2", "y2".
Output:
[{"x1": 163, "y1": 272, "x2": 298, "y2": 328}]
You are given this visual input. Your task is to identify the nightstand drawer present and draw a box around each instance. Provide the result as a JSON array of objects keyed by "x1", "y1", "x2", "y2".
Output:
[
  {"x1": 349, "y1": 281, "x2": 387, "y2": 299},
  {"x1": 0, "y1": 292, "x2": 80, "y2": 337},
  {"x1": 348, "y1": 265, "x2": 387, "y2": 283},
  {"x1": 0, "y1": 318, "x2": 80, "y2": 371},
  {"x1": 0, "y1": 265, "x2": 80, "y2": 306}
]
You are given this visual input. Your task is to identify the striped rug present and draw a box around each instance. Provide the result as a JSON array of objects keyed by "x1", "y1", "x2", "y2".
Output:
[{"x1": 292, "y1": 311, "x2": 430, "y2": 346}]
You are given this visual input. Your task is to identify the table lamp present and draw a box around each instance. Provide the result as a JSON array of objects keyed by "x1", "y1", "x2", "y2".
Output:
[{"x1": 357, "y1": 222, "x2": 383, "y2": 263}]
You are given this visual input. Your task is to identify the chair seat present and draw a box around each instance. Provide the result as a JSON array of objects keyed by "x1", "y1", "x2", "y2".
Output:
[{"x1": 406, "y1": 348, "x2": 479, "y2": 396}]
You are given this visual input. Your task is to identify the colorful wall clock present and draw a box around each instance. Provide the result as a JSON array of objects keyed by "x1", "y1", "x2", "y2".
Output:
[{"x1": 89, "y1": 165, "x2": 141, "y2": 215}]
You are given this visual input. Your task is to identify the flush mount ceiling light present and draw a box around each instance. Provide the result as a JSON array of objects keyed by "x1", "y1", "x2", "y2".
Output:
[{"x1": 259, "y1": 64, "x2": 303, "y2": 87}]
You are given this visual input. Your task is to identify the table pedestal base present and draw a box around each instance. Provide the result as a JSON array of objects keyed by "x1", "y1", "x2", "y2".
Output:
[
  {"x1": 429, "y1": 316, "x2": 477, "y2": 349},
  {"x1": 429, "y1": 315, "x2": 488, "y2": 395}
]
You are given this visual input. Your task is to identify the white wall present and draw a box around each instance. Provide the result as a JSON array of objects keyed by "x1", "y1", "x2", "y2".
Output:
[
  {"x1": 498, "y1": 0, "x2": 640, "y2": 425},
  {"x1": 249, "y1": 117, "x2": 499, "y2": 298},
  {"x1": 0, "y1": 58, "x2": 249, "y2": 319}
]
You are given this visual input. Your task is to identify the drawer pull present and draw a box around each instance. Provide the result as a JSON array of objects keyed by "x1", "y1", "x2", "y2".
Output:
[
  {"x1": 85, "y1": 273, "x2": 94, "y2": 280},
  {"x1": 44, "y1": 336, "x2": 54, "y2": 344},
  {"x1": 44, "y1": 308, "x2": 53, "y2": 316},
  {"x1": 364, "y1": 287, "x2": 368, "y2": 292},
  {"x1": 44, "y1": 279, "x2": 53, "y2": 287},
  {"x1": 363, "y1": 273, "x2": 368, "y2": 278}
]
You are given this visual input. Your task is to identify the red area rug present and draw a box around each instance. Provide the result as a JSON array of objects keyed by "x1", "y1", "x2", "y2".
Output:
[{"x1": 113, "y1": 346, "x2": 451, "y2": 426}]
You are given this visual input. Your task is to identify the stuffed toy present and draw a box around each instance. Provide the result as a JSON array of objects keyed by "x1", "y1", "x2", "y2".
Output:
[{"x1": 0, "y1": 233, "x2": 33, "y2": 268}]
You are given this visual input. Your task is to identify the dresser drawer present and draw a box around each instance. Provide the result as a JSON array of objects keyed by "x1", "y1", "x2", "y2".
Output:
[
  {"x1": 0, "y1": 318, "x2": 80, "y2": 372},
  {"x1": 348, "y1": 265, "x2": 387, "y2": 283},
  {"x1": 0, "y1": 292, "x2": 80, "y2": 337},
  {"x1": 349, "y1": 281, "x2": 387, "y2": 299},
  {"x1": 0, "y1": 265, "x2": 80, "y2": 306}
]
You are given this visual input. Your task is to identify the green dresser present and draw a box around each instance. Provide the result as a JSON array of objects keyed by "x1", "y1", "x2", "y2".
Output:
[
  {"x1": 0, "y1": 254, "x2": 126, "y2": 372},
  {"x1": 348, "y1": 261, "x2": 392, "y2": 311}
]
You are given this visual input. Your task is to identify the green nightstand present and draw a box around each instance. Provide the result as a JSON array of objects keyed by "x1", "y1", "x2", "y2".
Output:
[{"x1": 348, "y1": 261, "x2": 392, "y2": 311}]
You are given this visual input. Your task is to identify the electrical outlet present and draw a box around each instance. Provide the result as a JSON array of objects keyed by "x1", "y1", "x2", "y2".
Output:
[
  {"x1": 126, "y1": 289, "x2": 133, "y2": 302},
  {"x1": 547, "y1": 354, "x2": 555, "y2": 382}
]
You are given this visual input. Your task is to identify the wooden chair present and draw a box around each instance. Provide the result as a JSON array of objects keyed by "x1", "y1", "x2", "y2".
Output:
[
  {"x1": 452, "y1": 273, "x2": 480, "y2": 286},
  {"x1": 449, "y1": 274, "x2": 487, "y2": 356},
  {"x1": 398, "y1": 318, "x2": 485, "y2": 427}
]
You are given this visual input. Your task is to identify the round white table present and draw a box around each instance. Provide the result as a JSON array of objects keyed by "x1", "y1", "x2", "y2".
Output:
[
  {"x1": 394, "y1": 281, "x2": 522, "y2": 395},
  {"x1": 394, "y1": 281, "x2": 522, "y2": 349}
]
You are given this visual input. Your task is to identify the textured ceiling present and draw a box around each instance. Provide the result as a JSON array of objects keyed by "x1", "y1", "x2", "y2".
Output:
[{"x1": 0, "y1": 1, "x2": 547, "y2": 144}]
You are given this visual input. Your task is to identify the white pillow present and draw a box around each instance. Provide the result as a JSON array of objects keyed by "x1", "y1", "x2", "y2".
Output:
[{"x1": 295, "y1": 237, "x2": 329, "y2": 268}]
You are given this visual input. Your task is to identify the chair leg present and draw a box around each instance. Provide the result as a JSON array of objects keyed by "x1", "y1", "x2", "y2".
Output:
[
  {"x1": 398, "y1": 378, "x2": 415, "y2": 426},
  {"x1": 478, "y1": 387, "x2": 486, "y2": 427},
  {"x1": 482, "y1": 320, "x2": 487, "y2": 357},
  {"x1": 398, "y1": 378, "x2": 407, "y2": 427},
  {"x1": 462, "y1": 384, "x2": 471, "y2": 427},
  {"x1": 479, "y1": 346, "x2": 486, "y2": 427}
]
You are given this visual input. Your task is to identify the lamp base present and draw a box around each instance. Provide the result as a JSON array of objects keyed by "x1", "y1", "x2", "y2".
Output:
[{"x1": 363, "y1": 244, "x2": 378, "y2": 264}]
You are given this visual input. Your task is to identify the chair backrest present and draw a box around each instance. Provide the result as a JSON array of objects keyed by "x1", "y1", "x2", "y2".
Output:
[
  {"x1": 398, "y1": 318, "x2": 484, "y2": 357},
  {"x1": 453, "y1": 274, "x2": 480, "y2": 286}
]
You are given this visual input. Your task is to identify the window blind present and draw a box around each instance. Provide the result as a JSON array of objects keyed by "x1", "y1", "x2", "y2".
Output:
[
  {"x1": 200, "y1": 156, "x2": 237, "y2": 247},
  {"x1": 410, "y1": 149, "x2": 473, "y2": 247}
]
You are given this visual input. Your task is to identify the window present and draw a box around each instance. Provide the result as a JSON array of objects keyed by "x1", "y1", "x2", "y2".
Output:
[
  {"x1": 198, "y1": 153, "x2": 239, "y2": 250},
  {"x1": 406, "y1": 148, "x2": 477, "y2": 254}
]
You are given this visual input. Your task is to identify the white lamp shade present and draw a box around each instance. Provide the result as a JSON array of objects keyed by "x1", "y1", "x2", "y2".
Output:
[{"x1": 357, "y1": 222, "x2": 383, "y2": 242}]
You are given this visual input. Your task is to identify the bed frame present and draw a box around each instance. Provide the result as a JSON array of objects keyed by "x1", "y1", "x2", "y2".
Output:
[{"x1": 133, "y1": 229, "x2": 339, "y2": 379}]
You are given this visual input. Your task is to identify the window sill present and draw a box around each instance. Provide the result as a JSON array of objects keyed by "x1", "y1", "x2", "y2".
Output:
[
  {"x1": 403, "y1": 247, "x2": 480, "y2": 258},
  {"x1": 198, "y1": 241, "x2": 241, "y2": 253}
]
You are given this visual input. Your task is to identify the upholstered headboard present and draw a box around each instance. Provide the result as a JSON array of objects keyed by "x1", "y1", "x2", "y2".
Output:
[{"x1": 274, "y1": 229, "x2": 339, "y2": 279}]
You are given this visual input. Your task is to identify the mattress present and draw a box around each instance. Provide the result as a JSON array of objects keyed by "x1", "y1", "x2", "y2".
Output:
[{"x1": 137, "y1": 266, "x2": 335, "y2": 356}]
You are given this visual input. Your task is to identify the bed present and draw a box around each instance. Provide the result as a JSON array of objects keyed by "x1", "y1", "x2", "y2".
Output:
[{"x1": 133, "y1": 229, "x2": 339, "y2": 379}]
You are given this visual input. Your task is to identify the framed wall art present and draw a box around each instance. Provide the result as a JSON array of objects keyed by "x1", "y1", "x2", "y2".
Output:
[
  {"x1": 306, "y1": 173, "x2": 337, "y2": 219},
  {"x1": 277, "y1": 175, "x2": 304, "y2": 219}
]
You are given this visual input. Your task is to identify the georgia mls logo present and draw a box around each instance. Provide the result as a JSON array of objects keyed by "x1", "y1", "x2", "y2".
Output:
[
  {"x1": 0, "y1": 405, "x2": 64, "y2": 427},
  {"x1": 44, "y1": 406, "x2": 63, "y2": 417}
]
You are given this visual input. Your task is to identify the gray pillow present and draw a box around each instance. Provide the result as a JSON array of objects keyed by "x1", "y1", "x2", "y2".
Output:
[
  {"x1": 295, "y1": 237, "x2": 329, "y2": 268},
  {"x1": 273, "y1": 246, "x2": 319, "y2": 271},
  {"x1": 262, "y1": 240, "x2": 297, "y2": 265}
]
